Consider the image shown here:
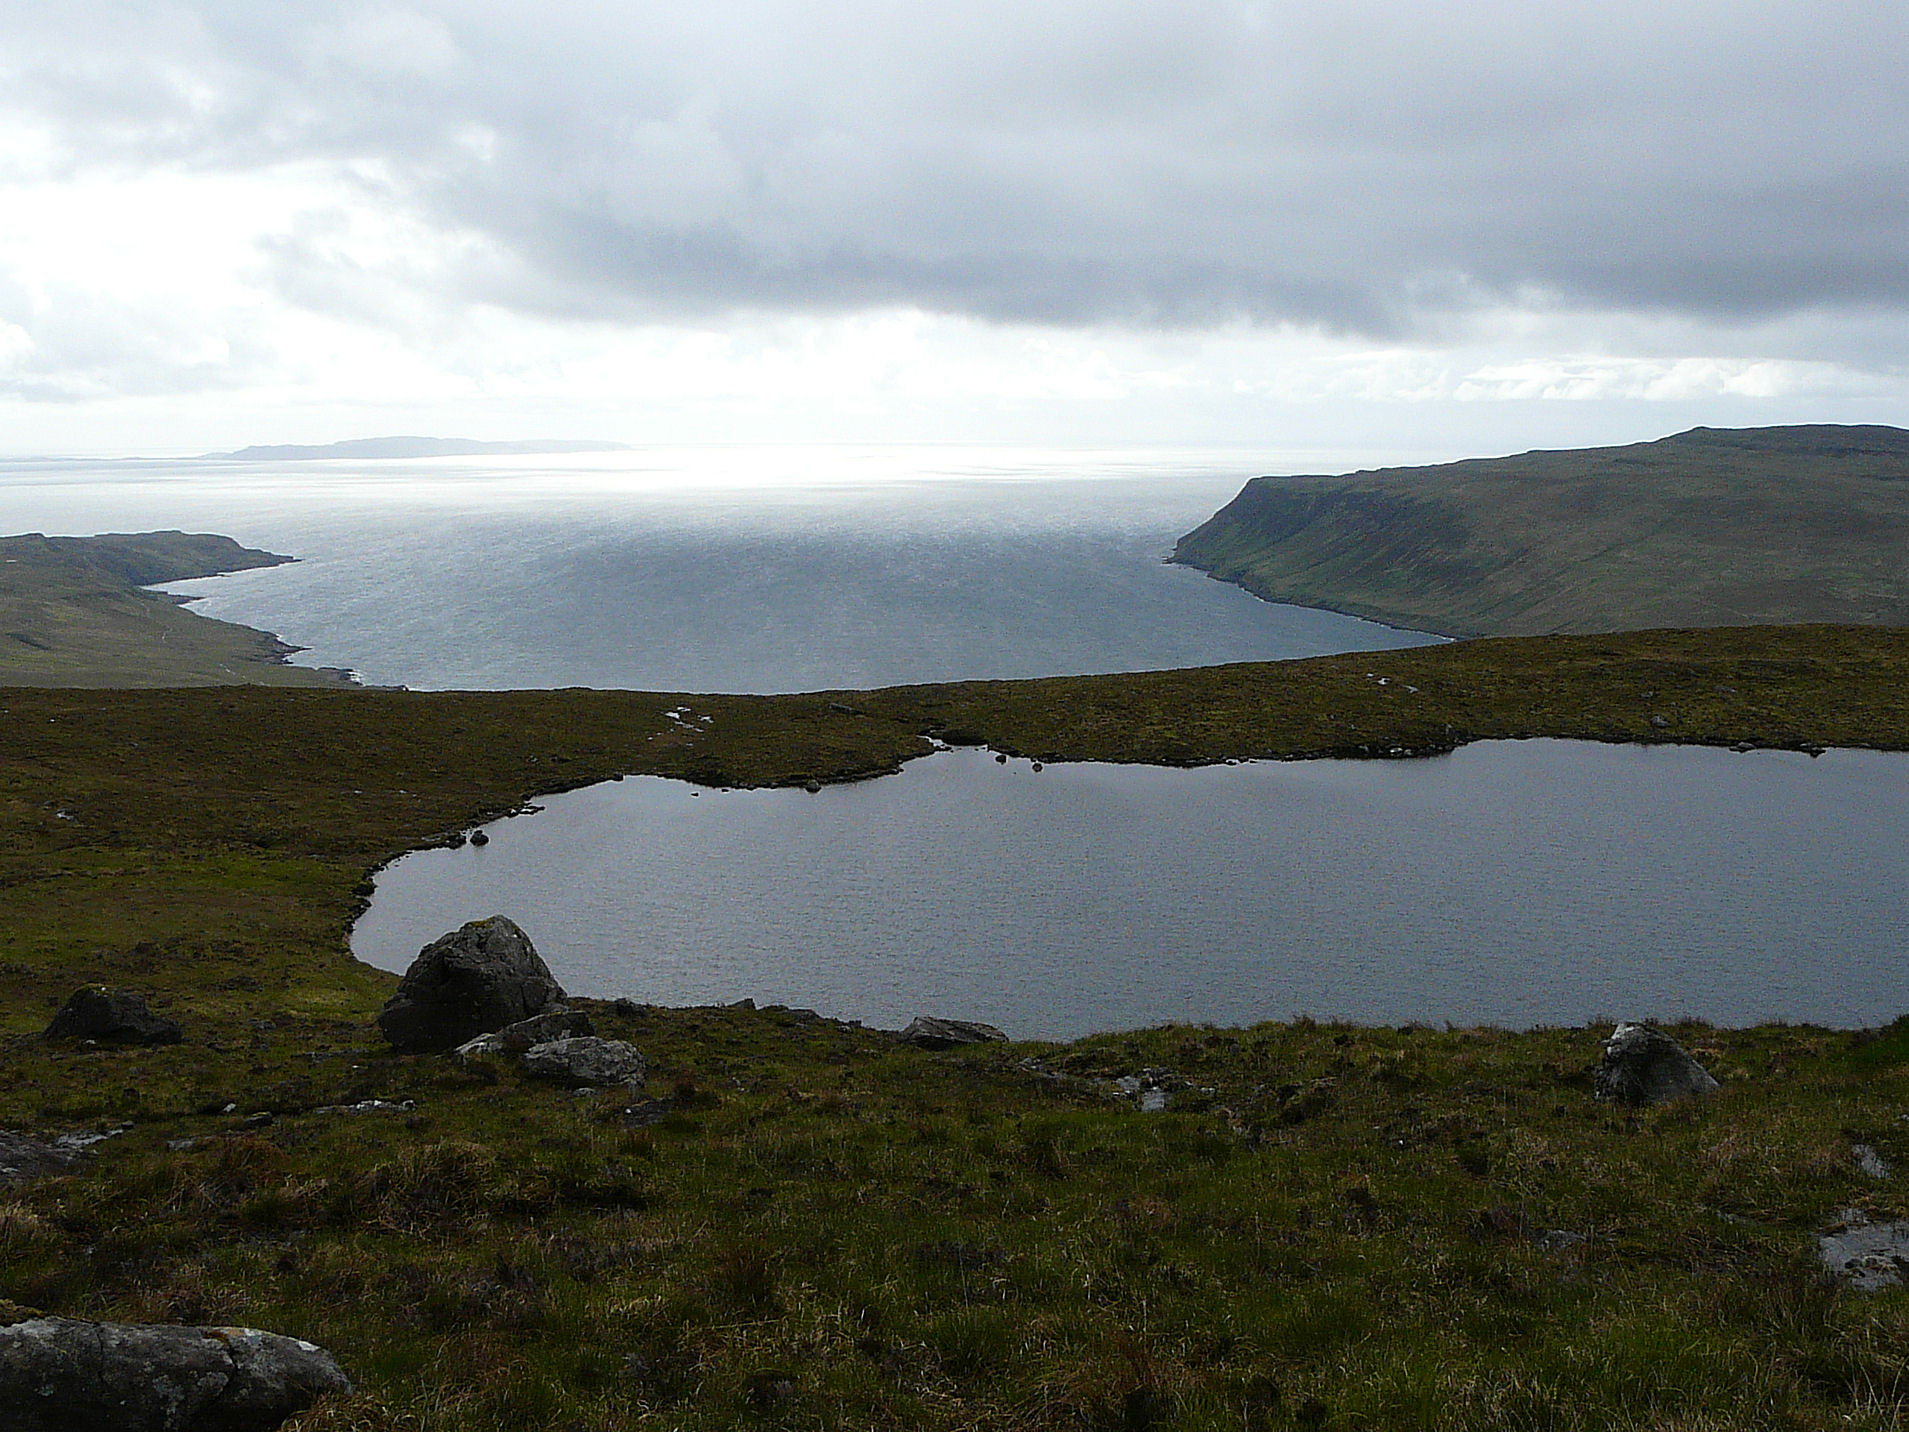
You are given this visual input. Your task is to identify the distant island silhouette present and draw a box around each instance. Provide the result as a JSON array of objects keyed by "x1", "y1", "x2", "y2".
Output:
[{"x1": 209, "y1": 437, "x2": 632, "y2": 461}]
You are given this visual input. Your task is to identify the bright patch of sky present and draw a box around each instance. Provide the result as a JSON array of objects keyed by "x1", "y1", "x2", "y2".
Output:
[{"x1": 0, "y1": 2, "x2": 1904, "y2": 459}]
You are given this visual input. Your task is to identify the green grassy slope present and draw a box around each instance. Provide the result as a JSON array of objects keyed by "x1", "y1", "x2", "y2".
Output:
[
  {"x1": 0, "y1": 531, "x2": 355, "y2": 688},
  {"x1": 1172, "y1": 425, "x2": 1909, "y2": 638},
  {"x1": 5, "y1": 633, "x2": 1909, "y2": 1429}
]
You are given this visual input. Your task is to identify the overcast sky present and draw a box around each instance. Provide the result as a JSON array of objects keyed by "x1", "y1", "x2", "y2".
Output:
[{"x1": 2, "y1": 1, "x2": 1905, "y2": 457}]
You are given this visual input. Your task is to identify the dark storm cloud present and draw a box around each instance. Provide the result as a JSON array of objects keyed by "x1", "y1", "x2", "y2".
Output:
[{"x1": 5, "y1": 1, "x2": 1906, "y2": 335}]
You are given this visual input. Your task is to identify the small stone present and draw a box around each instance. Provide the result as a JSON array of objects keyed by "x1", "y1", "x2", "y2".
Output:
[
  {"x1": 43, "y1": 988, "x2": 182, "y2": 1047},
  {"x1": 468, "y1": 829, "x2": 490, "y2": 846},
  {"x1": 454, "y1": 1007, "x2": 595, "y2": 1060},
  {"x1": 522, "y1": 1036, "x2": 647, "y2": 1089},
  {"x1": 899, "y1": 1016, "x2": 1010, "y2": 1050},
  {"x1": 1531, "y1": 1228, "x2": 1586, "y2": 1252}
]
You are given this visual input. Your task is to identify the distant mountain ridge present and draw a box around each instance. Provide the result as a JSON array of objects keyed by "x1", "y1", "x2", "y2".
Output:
[
  {"x1": 1172, "y1": 424, "x2": 1909, "y2": 638},
  {"x1": 210, "y1": 437, "x2": 631, "y2": 460}
]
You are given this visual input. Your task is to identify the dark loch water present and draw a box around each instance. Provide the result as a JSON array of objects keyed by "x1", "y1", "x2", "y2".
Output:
[
  {"x1": 0, "y1": 447, "x2": 1433, "y2": 690},
  {"x1": 352, "y1": 741, "x2": 1909, "y2": 1038}
]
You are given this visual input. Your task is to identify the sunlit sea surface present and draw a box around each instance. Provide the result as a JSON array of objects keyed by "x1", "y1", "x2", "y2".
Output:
[{"x1": 0, "y1": 445, "x2": 1436, "y2": 690}]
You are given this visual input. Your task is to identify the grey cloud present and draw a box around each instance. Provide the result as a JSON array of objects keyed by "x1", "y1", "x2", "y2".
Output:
[
  {"x1": 5, "y1": 1, "x2": 1908, "y2": 337},
  {"x1": 0, "y1": 272, "x2": 277, "y2": 402}
]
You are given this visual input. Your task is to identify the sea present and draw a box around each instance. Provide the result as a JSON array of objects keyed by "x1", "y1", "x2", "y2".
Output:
[{"x1": 1, "y1": 445, "x2": 1433, "y2": 691}]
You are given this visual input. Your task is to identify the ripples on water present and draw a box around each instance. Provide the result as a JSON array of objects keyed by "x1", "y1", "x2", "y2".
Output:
[
  {"x1": 0, "y1": 445, "x2": 1435, "y2": 691},
  {"x1": 354, "y1": 742, "x2": 1909, "y2": 1038}
]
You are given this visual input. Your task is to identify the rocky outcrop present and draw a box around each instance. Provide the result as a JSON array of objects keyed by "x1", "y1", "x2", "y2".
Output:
[
  {"x1": 1593, "y1": 1023, "x2": 1720, "y2": 1106},
  {"x1": 0, "y1": 1317, "x2": 349, "y2": 1431},
  {"x1": 376, "y1": 917, "x2": 565, "y2": 1053},
  {"x1": 521, "y1": 1036, "x2": 646, "y2": 1089},
  {"x1": 454, "y1": 1007, "x2": 595, "y2": 1060},
  {"x1": 899, "y1": 1017, "x2": 1009, "y2": 1050},
  {"x1": 44, "y1": 988, "x2": 182, "y2": 1046},
  {"x1": 0, "y1": 1133, "x2": 86, "y2": 1187}
]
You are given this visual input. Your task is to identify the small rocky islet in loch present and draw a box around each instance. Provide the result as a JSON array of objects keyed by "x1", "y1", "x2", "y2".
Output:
[{"x1": 7, "y1": 426, "x2": 1909, "y2": 1427}]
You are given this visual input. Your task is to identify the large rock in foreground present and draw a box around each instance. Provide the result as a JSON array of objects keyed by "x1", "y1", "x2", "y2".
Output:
[
  {"x1": 1593, "y1": 1023, "x2": 1721, "y2": 1106},
  {"x1": 0, "y1": 1317, "x2": 349, "y2": 1431},
  {"x1": 377, "y1": 917, "x2": 565, "y2": 1053},
  {"x1": 44, "y1": 988, "x2": 182, "y2": 1046}
]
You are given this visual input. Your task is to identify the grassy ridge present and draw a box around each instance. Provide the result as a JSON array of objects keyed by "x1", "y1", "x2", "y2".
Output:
[
  {"x1": 0, "y1": 531, "x2": 354, "y2": 688},
  {"x1": 4, "y1": 628, "x2": 1909, "y2": 1427},
  {"x1": 1172, "y1": 425, "x2": 1909, "y2": 638}
]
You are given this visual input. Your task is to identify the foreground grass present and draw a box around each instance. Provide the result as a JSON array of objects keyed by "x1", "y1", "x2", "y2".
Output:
[
  {"x1": 9, "y1": 1014, "x2": 1909, "y2": 1431},
  {"x1": 4, "y1": 624, "x2": 1909, "y2": 1428}
]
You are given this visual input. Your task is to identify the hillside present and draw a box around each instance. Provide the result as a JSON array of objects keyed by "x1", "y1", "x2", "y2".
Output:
[
  {"x1": 1172, "y1": 424, "x2": 1909, "y2": 638},
  {"x1": 0, "y1": 531, "x2": 355, "y2": 688},
  {"x1": 4, "y1": 631, "x2": 1909, "y2": 1429}
]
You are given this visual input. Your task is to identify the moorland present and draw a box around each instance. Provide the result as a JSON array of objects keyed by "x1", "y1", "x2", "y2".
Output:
[{"x1": 5, "y1": 619, "x2": 1909, "y2": 1428}]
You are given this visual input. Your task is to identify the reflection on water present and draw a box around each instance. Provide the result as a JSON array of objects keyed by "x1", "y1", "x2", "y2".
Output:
[
  {"x1": 352, "y1": 740, "x2": 1909, "y2": 1039},
  {"x1": 0, "y1": 447, "x2": 1435, "y2": 691}
]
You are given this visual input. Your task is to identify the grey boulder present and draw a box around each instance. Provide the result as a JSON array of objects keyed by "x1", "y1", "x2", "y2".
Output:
[
  {"x1": 899, "y1": 1016, "x2": 1009, "y2": 1050},
  {"x1": 0, "y1": 1317, "x2": 349, "y2": 1431},
  {"x1": 376, "y1": 917, "x2": 566, "y2": 1053},
  {"x1": 44, "y1": 988, "x2": 183, "y2": 1046},
  {"x1": 1593, "y1": 1023, "x2": 1721, "y2": 1105},
  {"x1": 455, "y1": 1007, "x2": 595, "y2": 1059},
  {"x1": 522, "y1": 1036, "x2": 646, "y2": 1088}
]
